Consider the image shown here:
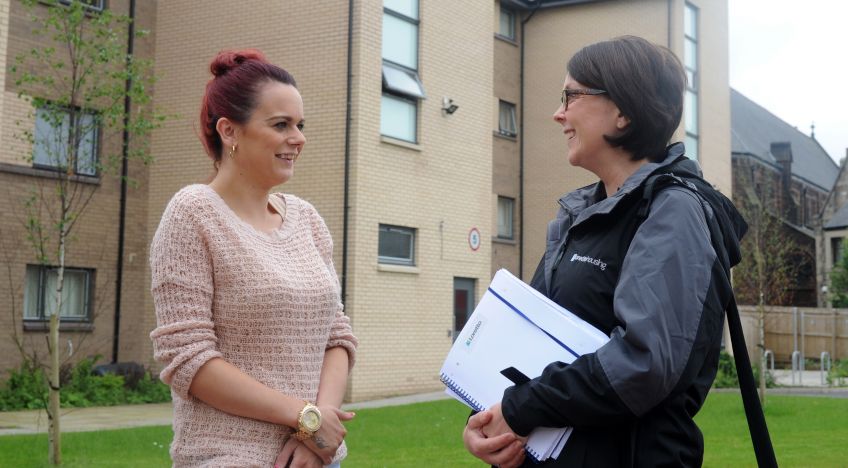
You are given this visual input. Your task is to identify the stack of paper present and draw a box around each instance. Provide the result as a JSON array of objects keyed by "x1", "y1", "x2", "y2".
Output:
[{"x1": 440, "y1": 269, "x2": 609, "y2": 462}]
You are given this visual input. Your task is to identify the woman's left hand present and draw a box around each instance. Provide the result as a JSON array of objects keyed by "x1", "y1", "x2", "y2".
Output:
[{"x1": 274, "y1": 437, "x2": 324, "y2": 468}]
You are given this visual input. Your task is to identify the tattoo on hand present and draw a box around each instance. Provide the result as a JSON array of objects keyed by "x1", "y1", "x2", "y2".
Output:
[{"x1": 314, "y1": 436, "x2": 327, "y2": 449}]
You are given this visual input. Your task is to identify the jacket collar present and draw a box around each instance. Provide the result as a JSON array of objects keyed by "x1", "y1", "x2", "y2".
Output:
[{"x1": 556, "y1": 143, "x2": 694, "y2": 224}]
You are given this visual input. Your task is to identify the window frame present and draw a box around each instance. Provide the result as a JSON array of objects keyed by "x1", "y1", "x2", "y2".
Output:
[
  {"x1": 57, "y1": 0, "x2": 106, "y2": 13},
  {"x1": 498, "y1": 6, "x2": 516, "y2": 41},
  {"x1": 380, "y1": 92, "x2": 419, "y2": 143},
  {"x1": 23, "y1": 264, "x2": 94, "y2": 322},
  {"x1": 498, "y1": 100, "x2": 517, "y2": 138},
  {"x1": 832, "y1": 237, "x2": 845, "y2": 267},
  {"x1": 381, "y1": 1, "x2": 423, "y2": 144},
  {"x1": 683, "y1": 2, "x2": 700, "y2": 160},
  {"x1": 378, "y1": 224, "x2": 416, "y2": 266},
  {"x1": 33, "y1": 103, "x2": 100, "y2": 176},
  {"x1": 497, "y1": 196, "x2": 515, "y2": 240}
]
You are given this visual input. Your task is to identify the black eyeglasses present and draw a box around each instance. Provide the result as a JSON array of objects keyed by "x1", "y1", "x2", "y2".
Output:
[{"x1": 561, "y1": 88, "x2": 608, "y2": 110}]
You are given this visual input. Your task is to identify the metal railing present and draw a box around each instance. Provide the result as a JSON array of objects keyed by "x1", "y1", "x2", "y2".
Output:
[{"x1": 821, "y1": 351, "x2": 832, "y2": 386}]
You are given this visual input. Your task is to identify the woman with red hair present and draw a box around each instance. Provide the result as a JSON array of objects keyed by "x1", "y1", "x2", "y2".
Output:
[{"x1": 150, "y1": 49, "x2": 357, "y2": 467}]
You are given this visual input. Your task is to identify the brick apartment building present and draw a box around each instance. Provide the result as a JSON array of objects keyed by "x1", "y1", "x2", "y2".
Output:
[{"x1": 0, "y1": 0, "x2": 731, "y2": 401}]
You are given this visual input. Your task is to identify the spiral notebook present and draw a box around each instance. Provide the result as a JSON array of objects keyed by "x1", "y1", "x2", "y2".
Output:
[{"x1": 440, "y1": 269, "x2": 609, "y2": 462}]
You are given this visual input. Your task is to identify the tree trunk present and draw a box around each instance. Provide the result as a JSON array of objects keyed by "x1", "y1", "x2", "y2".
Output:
[
  {"x1": 48, "y1": 228, "x2": 66, "y2": 465},
  {"x1": 758, "y1": 298, "x2": 766, "y2": 406},
  {"x1": 47, "y1": 311, "x2": 61, "y2": 465}
]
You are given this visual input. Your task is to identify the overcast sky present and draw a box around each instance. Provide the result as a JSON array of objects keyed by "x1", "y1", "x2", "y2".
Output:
[{"x1": 729, "y1": 0, "x2": 848, "y2": 163}]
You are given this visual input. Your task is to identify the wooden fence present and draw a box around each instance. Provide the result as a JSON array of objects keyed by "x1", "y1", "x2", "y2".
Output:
[{"x1": 737, "y1": 305, "x2": 848, "y2": 366}]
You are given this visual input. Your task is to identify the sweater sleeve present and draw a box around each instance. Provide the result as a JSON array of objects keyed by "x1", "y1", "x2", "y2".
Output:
[
  {"x1": 149, "y1": 190, "x2": 223, "y2": 399},
  {"x1": 502, "y1": 187, "x2": 718, "y2": 434},
  {"x1": 304, "y1": 200, "x2": 358, "y2": 369}
]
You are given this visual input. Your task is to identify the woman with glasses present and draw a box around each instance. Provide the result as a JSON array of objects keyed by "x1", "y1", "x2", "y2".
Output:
[{"x1": 463, "y1": 36, "x2": 747, "y2": 467}]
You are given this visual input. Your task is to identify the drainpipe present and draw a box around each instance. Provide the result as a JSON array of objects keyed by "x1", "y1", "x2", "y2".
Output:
[
  {"x1": 341, "y1": 0, "x2": 354, "y2": 301},
  {"x1": 519, "y1": 4, "x2": 540, "y2": 278},
  {"x1": 112, "y1": 0, "x2": 136, "y2": 364}
]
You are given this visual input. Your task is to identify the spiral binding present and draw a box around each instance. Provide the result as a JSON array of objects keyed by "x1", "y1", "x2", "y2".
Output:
[
  {"x1": 439, "y1": 374, "x2": 484, "y2": 412},
  {"x1": 526, "y1": 446, "x2": 543, "y2": 463}
]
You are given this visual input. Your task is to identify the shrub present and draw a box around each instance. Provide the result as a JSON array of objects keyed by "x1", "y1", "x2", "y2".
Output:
[
  {"x1": 0, "y1": 356, "x2": 170, "y2": 411},
  {"x1": 713, "y1": 350, "x2": 775, "y2": 389},
  {"x1": 0, "y1": 359, "x2": 47, "y2": 411},
  {"x1": 827, "y1": 359, "x2": 848, "y2": 386}
]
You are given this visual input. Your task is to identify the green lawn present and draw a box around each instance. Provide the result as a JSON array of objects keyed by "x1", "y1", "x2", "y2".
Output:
[{"x1": 1, "y1": 393, "x2": 845, "y2": 467}]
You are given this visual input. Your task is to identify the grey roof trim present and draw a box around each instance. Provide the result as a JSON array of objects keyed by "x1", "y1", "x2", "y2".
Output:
[
  {"x1": 732, "y1": 152, "x2": 832, "y2": 193},
  {"x1": 501, "y1": 0, "x2": 604, "y2": 10}
]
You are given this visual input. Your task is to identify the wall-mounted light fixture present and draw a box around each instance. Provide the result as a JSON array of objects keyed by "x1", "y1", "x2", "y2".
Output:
[{"x1": 442, "y1": 97, "x2": 459, "y2": 115}]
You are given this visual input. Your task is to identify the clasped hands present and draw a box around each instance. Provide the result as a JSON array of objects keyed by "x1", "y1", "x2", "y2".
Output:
[
  {"x1": 463, "y1": 403, "x2": 527, "y2": 468},
  {"x1": 274, "y1": 405, "x2": 354, "y2": 468}
]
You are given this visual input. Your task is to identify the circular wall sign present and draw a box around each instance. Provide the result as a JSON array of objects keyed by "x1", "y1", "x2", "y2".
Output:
[{"x1": 468, "y1": 227, "x2": 481, "y2": 251}]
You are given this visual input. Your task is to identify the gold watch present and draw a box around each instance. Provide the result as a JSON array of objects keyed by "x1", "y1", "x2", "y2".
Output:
[{"x1": 294, "y1": 401, "x2": 322, "y2": 441}]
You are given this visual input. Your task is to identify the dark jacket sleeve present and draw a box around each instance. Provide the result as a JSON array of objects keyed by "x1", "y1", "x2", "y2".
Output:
[{"x1": 502, "y1": 187, "x2": 717, "y2": 435}]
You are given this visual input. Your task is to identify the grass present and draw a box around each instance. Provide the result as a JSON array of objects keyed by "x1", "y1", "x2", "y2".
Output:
[
  {"x1": 0, "y1": 425, "x2": 172, "y2": 467},
  {"x1": 697, "y1": 393, "x2": 848, "y2": 467},
  {"x1": 1, "y1": 393, "x2": 845, "y2": 467}
]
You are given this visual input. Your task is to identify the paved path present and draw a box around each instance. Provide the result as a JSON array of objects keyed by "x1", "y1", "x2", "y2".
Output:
[
  {"x1": 2, "y1": 385, "x2": 846, "y2": 436},
  {"x1": 0, "y1": 391, "x2": 450, "y2": 436}
]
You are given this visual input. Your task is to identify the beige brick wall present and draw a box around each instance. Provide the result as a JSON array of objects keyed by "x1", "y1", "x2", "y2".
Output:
[
  {"x1": 115, "y1": 0, "x2": 157, "y2": 368},
  {"x1": 344, "y1": 0, "x2": 494, "y2": 401},
  {"x1": 491, "y1": 0, "x2": 521, "y2": 278}
]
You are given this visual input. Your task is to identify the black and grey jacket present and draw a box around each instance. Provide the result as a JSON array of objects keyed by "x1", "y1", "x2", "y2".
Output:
[{"x1": 501, "y1": 143, "x2": 747, "y2": 467}]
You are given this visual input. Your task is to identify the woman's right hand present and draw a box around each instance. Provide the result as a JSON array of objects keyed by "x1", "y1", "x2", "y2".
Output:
[{"x1": 301, "y1": 406, "x2": 355, "y2": 464}]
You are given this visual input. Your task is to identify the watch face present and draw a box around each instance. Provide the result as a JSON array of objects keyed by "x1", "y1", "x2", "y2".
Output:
[{"x1": 303, "y1": 409, "x2": 321, "y2": 431}]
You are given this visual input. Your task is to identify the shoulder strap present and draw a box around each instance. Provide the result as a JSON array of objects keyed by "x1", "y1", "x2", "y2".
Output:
[{"x1": 637, "y1": 171, "x2": 778, "y2": 468}]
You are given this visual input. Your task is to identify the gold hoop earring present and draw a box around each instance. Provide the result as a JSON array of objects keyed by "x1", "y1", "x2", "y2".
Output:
[{"x1": 228, "y1": 144, "x2": 236, "y2": 158}]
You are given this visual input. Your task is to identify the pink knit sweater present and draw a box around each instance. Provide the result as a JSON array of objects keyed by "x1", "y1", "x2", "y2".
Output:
[{"x1": 149, "y1": 184, "x2": 357, "y2": 467}]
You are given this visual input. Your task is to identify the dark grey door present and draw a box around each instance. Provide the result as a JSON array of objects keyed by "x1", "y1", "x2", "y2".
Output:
[{"x1": 453, "y1": 277, "x2": 476, "y2": 342}]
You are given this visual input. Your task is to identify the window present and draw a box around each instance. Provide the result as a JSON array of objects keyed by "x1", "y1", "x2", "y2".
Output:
[
  {"x1": 832, "y1": 237, "x2": 845, "y2": 266},
  {"x1": 683, "y1": 3, "x2": 699, "y2": 160},
  {"x1": 380, "y1": 94, "x2": 418, "y2": 142},
  {"x1": 497, "y1": 196, "x2": 515, "y2": 239},
  {"x1": 24, "y1": 265, "x2": 93, "y2": 321},
  {"x1": 33, "y1": 104, "x2": 99, "y2": 176},
  {"x1": 58, "y1": 0, "x2": 105, "y2": 12},
  {"x1": 498, "y1": 7, "x2": 516, "y2": 40},
  {"x1": 498, "y1": 100, "x2": 517, "y2": 137},
  {"x1": 381, "y1": 0, "x2": 424, "y2": 143},
  {"x1": 378, "y1": 224, "x2": 416, "y2": 265}
]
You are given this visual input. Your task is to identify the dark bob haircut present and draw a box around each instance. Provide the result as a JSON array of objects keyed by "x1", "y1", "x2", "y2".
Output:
[{"x1": 567, "y1": 35, "x2": 686, "y2": 162}]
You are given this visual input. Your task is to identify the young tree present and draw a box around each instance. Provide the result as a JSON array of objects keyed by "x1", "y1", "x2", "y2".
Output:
[
  {"x1": 733, "y1": 180, "x2": 806, "y2": 405},
  {"x1": 11, "y1": 0, "x2": 163, "y2": 464}
]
